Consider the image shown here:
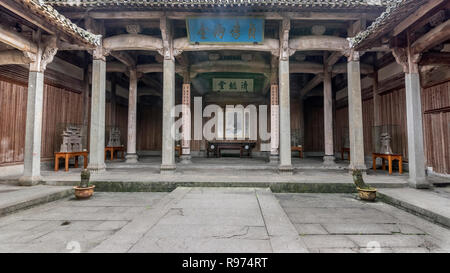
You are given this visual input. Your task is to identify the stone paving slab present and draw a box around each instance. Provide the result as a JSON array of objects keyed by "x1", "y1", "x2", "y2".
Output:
[
  {"x1": 0, "y1": 192, "x2": 168, "y2": 253},
  {"x1": 276, "y1": 193, "x2": 450, "y2": 253},
  {"x1": 126, "y1": 187, "x2": 307, "y2": 253},
  {"x1": 1, "y1": 189, "x2": 449, "y2": 253}
]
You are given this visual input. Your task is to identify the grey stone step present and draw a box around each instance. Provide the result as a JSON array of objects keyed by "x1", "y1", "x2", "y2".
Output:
[
  {"x1": 0, "y1": 185, "x2": 73, "y2": 217},
  {"x1": 378, "y1": 188, "x2": 450, "y2": 228}
]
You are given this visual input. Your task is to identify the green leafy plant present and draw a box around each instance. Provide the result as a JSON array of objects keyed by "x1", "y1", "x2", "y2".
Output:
[
  {"x1": 79, "y1": 169, "x2": 91, "y2": 188},
  {"x1": 352, "y1": 169, "x2": 369, "y2": 189}
]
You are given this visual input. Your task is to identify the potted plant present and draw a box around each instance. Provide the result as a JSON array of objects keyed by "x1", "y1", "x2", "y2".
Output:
[
  {"x1": 352, "y1": 169, "x2": 377, "y2": 201},
  {"x1": 74, "y1": 169, "x2": 95, "y2": 199}
]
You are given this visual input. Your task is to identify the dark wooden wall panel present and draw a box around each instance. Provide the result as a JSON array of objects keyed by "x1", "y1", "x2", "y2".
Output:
[
  {"x1": 0, "y1": 72, "x2": 85, "y2": 165},
  {"x1": 422, "y1": 81, "x2": 450, "y2": 174}
]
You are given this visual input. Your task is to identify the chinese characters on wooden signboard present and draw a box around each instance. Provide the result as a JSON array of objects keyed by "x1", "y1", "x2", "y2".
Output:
[
  {"x1": 187, "y1": 17, "x2": 264, "y2": 44},
  {"x1": 212, "y1": 78, "x2": 254, "y2": 92}
]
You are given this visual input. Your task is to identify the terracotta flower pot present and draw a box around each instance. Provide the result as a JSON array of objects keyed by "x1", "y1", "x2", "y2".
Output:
[
  {"x1": 357, "y1": 187, "x2": 377, "y2": 201},
  {"x1": 73, "y1": 185, "x2": 95, "y2": 199}
]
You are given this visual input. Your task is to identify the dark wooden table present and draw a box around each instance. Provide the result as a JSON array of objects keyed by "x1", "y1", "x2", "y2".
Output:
[
  {"x1": 291, "y1": 146, "x2": 304, "y2": 158},
  {"x1": 105, "y1": 146, "x2": 125, "y2": 161},
  {"x1": 372, "y1": 153, "x2": 403, "y2": 175},
  {"x1": 207, "y1": 141, "x2": 256, "y2": 158},
  {"x1": 341, "y1": 147, "x2": 350, "y2": 161},
  {"x1": 54, "y1": 151, "x2": 88, "y2": 172}
]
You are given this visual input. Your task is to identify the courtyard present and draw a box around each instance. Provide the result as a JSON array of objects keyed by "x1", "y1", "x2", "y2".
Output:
[{"x1": 0, "y1": 187, "x2": 449, "y2": 253}]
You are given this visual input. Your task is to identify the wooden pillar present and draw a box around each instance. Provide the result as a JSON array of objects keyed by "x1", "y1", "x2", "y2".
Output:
[
  {"x1": 323, "y1": 61, "x2": 335, "y2": 165},
  {"x1": 278, "y1": 18, "x2": 292, "y2": 172},
  {"x1": 346, "y1": 50, "x2": 366, "y2": 170},
  {"x1": 87, "y1": 48, "x2": 107, "y2": 172},
  {"x1": 126, "y1": 68, "x2": 138, "y2": 163},
  {"x1": 160, "y1": 17, "x2": 176, "y2": 173},
  {"x1": 392, "y1": 44, "x2": 429, "y2": 188},
  {"x1": 19, "y1": 35, "x2": 58, "y2": 185}
]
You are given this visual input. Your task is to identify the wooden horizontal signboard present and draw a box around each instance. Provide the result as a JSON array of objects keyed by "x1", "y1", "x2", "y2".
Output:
[
  {"x1": 212, "y1": 78, "x2": 254, "y2": 92},
  {"x1": 187, "y1": 17, "x2": 264, "y2": 44}
]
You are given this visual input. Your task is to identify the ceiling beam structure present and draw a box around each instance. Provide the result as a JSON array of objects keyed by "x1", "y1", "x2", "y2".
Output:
[{"x1": 412, "y1": 19, "x2": 450, "y2": 54}]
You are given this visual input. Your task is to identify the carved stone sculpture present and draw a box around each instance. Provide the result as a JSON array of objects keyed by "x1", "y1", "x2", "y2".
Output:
[
  {"x1": 380, "y1": 132, "x2": 393, "y2": 154},
  {"x1": 60, "y1": 126, "x2": 82, "y2": 153},
  {"x1": 107, "y1": 128, "x2": 121, "y2": 147}
]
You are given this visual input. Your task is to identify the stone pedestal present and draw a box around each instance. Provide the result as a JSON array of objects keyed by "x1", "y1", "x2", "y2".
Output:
[
  {"x1": 87, "y1": 59, "x2": 106, "y2": 172},
  {"x1": 19, "y1": 71, "x2": 44, "y2": 185}
]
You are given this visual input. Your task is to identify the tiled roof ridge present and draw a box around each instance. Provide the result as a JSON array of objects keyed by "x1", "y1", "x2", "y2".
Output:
[
  {"x1": 44, "y1": 0, "x2": 389, "y2": 8},
  {"x1": 20, "y1": 0, "x2": 101, "y2": 46},
  {"x1": 350, "y1": 0, "x2": 413, "y2": 49}
]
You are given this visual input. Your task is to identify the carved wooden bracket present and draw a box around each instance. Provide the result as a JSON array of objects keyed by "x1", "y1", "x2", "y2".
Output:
[
  {"x1": 92, "y1": 45, "x2": 110, "y2": 61},
  {"x1": 344, "y1": 48, "x2": 360, "y2": 62},
  {"x1": 29, "y1": 36, "x2": 58, "y2": 72},
  {"x1": 392, "y1": 47, "x2": 408, "y2": 73},
  {"x1": 392, "y1": 47, "x2": 421, "y2": 74}
]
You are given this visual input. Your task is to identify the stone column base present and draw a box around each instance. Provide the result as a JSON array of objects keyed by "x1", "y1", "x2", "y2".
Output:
[
  {"x1": 408, "y1": 177, "x2": 431, "y2": 189},
  {"x1": 278, "y1": 165, "x2": 293, "y2": 175},
  {"x1": 269, "y1": 154, "x2": 279, "y2": 164},
  {"x1": 348, "y1": 163, "x2": 367, "y2": 171},
  {"x1": 87, "y1": 163, "x2": 106, "y2": 173},
  {"x1": 160, "y1": 164, "x2": 176, "y2": 174},
  {"x1": 179, "y1": 155, "x2": 192, "y2": 164},
  {"x1": 125, "y1": 153, "x2": 139, "y2": 164},
  {"x1": 18, "y1": 175, "x2": 42, "y2": 186},
  {"x1": 323, "y1": 155, "x2": 336, "y2": 166}
]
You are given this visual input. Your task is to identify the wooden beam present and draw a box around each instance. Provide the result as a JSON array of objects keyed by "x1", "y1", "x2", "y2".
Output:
[
  {"x1": 392, "y1": 0, "x2": 445, "y2": 36},
  {"x1": 63, "y1": 11, "x2": 379, "y2": 21},
  {"x1": 103, "y1": 34, "x2": 162, "y2": 51},
  {"x1": 0, "y1": 0, "x2": 55, "y2": 35},
  {"x1": 290, "y1": 61, "x2": 323, "y2": 74},
  {"x1": 137, "y1": 63, "x2": 163, "y2": 74},
  {"x1": 325, "y1": 51, "x2": 343, "y2": 67},
  {"x1": 110, "y1": 51, "x2": 136, "y2": 67},
  {"x1": 332, "y1": 63, "x2": 374, "y2": 75},
  {"x1": 0, "y1": 24, "x2": 37, "y2": 53},
  {"x1": 412, "y1": 19, "x2": 450, "y2": 54},
  {"x1": 174, "y1": 37, "x2": 279, "y2": 53},
  {"x1": 289, "y1": 35, "x2": 349, "y2": 52},
  {"x1": 420, "y1": 52, "x2": 450, "y2": 66},
  {"x1": 190, "y1": 60, "x2": 270, "y2": 76},
  {"x1": 299, "y1": 74, "x2": 324, "y2": 97},
  {"x1": 0, "y1": 49, "x2": 33, "y2": 65}
]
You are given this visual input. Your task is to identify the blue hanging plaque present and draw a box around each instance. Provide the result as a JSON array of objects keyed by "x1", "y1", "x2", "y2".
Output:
[{"x1": 186, "y1": 17, "x2": 264, "y2": 44}]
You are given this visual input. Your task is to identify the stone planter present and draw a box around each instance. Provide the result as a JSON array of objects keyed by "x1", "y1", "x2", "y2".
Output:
[
  {"x1": 357, "y1": 187, "x2": 377, "y2": 201},
  {"x1": 73, "y1": 185, "x2": 95, "y2": 199}
]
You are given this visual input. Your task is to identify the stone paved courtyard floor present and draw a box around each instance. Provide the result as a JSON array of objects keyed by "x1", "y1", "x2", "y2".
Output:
[{"x1": 0, "y1": 188, "x2": 449, "y2": 253}]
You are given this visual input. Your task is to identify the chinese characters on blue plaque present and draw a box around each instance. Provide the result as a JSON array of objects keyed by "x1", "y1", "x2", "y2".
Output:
[{"x1": 187, "y1": 17, "x2": 264, "y2": 44}]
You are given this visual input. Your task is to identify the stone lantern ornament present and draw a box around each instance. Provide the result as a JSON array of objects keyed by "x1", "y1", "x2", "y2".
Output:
[{"x1": 380, "y1": 133, "x2": 393, "y2": 154}]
